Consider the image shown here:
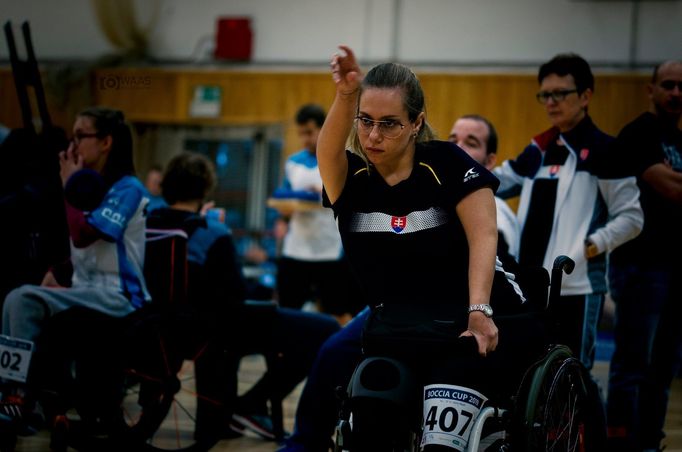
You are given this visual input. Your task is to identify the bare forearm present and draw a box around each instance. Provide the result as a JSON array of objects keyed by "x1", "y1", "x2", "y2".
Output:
[
  {"x1": 320, "y1": 45, "x2": 363, "y2": 204},
  {"x1": 318, "y1": 92, "x2": 357, "y2": 203},
  {"x1": 467, "y1": 229, "x2": 496, "y2": 305},
  {"x1": 643, "y1": 163, "x2": 682, "y2": 205}
]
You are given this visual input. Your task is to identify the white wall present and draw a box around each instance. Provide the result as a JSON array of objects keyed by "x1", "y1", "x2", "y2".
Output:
[{"x1": 1, "y1": 0, "x2": 680, "y2": 66}]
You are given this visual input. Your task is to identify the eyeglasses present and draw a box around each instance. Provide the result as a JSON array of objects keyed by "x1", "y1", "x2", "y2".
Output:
[
  {"x1": 659, "y1": 80, "x2": 682, "y2": 91},
  {"x1": 72, "y1": 132, "x2": 100, "y2": 145},
  {"x1": 536, "y1": 89, "x2": 578, "y2": 104},
  {"x1": 355, "y1": 116, "x2": 406, "y2": 139}
]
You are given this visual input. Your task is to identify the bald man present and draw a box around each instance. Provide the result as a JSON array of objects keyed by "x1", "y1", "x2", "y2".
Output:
[
  {"x1": 448, "y1": 115, "x2": 520, "y2": 264},
  {"x1": 606, "y1": 60, "x2": 682, "y2": 452}
]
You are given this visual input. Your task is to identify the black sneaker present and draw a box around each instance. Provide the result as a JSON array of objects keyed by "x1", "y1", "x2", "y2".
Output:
[{"x1": 0, "y1": 394, "x2": 44, "y2": 436}]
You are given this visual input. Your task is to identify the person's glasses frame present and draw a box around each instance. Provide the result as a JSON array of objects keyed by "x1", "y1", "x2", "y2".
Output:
[
  {"x1": 72, "y1": 132, "x2": 101, "y2": 146},
  {"x1": 535, "y1": 89, "x2": 579, "y2": 104},
  {"x1": 659, "y1": 80, "x2": 682, "y2": 91},
  {"x1": 354, "y1": 116, "x2": 406, "y2": 139}
]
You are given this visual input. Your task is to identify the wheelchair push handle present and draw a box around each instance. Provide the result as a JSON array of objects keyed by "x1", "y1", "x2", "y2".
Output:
[
  {"x1": 549, "y1": 255, "x2": 575, "y2": 307},
  {"x1": 552, "y1": 255, "x2": 575, "y2": 274}
]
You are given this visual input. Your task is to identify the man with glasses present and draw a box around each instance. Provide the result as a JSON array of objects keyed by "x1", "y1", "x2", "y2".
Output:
[
  {"x1": 494, "y1": 53, "x2": 643, "y2": 374},
  {"x1": 606, "y1": 60, "x2": 682, "y2": 452}
]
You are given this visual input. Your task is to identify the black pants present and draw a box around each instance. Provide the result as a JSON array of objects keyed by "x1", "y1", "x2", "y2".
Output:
[{"x1": 192, "y1": 305, "x2": 340, "y2": 439}]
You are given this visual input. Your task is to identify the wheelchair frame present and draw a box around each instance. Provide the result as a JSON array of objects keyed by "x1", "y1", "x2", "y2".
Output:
[
  {"x1": 5, "y1": 227, "x2": 284, "y2": 452},
  {"x1": 335, "y1": 256, "x2": 607, "y2": 452}
]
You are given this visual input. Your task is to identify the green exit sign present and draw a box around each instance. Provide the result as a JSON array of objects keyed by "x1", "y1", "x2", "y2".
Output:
[{"x1": 190, "y1": 85, "x2": 222, "y2": 118}]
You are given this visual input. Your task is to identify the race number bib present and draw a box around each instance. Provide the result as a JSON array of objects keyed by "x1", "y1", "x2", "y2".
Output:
[
  {"x1": 420, "y1": 384, "x2": 487, "y2": 451},
  {"x1": 0, "y1": 335, "x2": 34, "y2": 383}
]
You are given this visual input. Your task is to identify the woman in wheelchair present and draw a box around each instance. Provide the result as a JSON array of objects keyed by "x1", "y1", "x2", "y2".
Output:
[
  {"x1": 0, "y1": 108, "x2": 149, "y2": 431},
  {"x1": 317, "y1": 47, "x2": 542, "y2": 451}
]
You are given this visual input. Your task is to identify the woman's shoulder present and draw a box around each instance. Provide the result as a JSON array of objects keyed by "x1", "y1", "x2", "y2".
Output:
[
  {"x1": 418, "y1": 140, "x2": 468, "y2": 163},
  {"x1": 416, "y1": 140, "x2": 474, "y2": 182},
  {"x1": 346, "y1": 150, "x2": 370, "y2": 176},
  {"x1": 112, "y1": 175, "x2": 146, "y2": 192}
]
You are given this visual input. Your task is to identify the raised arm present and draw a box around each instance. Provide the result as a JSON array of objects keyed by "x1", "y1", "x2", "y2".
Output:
[{"x1": 317, "y1": 45, "x2": 363, "y2": 204}]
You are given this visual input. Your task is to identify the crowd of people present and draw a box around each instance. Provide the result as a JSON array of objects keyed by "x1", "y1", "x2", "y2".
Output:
[{"x1": 0, "y1": 46, "x2": 679, "y2": 452}]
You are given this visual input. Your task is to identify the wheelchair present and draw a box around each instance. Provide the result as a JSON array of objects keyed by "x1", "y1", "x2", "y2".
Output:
[
  {"x1": 11, "y1": 227, "x2": 286, "y2": 452},
  {"x1": 333, "y1": 256, "x2": 607, "y2": 452}
]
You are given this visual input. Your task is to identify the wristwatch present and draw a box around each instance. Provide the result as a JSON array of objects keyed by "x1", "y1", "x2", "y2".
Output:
[{"x1": 467, "y1": 304, "x2": 493, "y2": 317}]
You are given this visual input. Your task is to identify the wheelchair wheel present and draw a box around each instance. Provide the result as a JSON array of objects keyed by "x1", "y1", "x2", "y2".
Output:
[
  {"x1": 521, "y1": 345, "x2": 602, "y2": 451},
  {"x1": 118, "y1": 360, "x2": 213, "y2": 452},
  {"x1": 113, "y1": 310, "x2": 219, "y2": 452}
]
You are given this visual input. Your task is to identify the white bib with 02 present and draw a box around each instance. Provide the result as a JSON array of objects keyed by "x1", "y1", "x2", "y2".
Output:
[
  {"x1": 0, "y1": 335, "x2": 34, "y2": 383},
  {"x1": 421, "y1": 384, "x2": 487, "y2": 451}
]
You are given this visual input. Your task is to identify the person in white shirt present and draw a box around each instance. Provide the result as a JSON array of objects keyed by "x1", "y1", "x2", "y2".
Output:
[{"x1": 276, "y1": 104, "x2": 362, "y2": 323}]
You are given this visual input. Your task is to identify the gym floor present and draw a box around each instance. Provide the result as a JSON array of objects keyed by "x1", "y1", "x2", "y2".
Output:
[{"x1": 14, "y1": 341, "x2": 682, "y2": 451}]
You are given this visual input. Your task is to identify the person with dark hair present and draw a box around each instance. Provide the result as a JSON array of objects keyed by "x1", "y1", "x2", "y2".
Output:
[
  {"x1": 493, "y1": 53, "x2": 643, "y2": 371},
  {"x1": 0, "y1": 107, "x2": 150, "y2": 431},
  {"x1": 606, "y1": 60, "x2": 682, "y2": 452},
  {"x1": 449, "y1": 115, "x2": 519, "y2": 263},
  {"x1": 147, "y1": 152, "x2": 340, "y2": 443},
  {"x1": 275, "y1": 103, "x2": 362, "y2": 322}
]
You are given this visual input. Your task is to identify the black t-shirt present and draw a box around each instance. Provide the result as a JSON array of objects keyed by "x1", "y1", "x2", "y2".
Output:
[
  {"x1": 609, "y1": 112, "x2": 682, "y2": 266},
  {"x1": 324, "y1": 141, "x2": 500, "y2": 316}
]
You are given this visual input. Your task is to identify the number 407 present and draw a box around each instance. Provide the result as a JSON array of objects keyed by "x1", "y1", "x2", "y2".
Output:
[{"x1": 424, "y1": 405, "x2": 474, "y2": 435}]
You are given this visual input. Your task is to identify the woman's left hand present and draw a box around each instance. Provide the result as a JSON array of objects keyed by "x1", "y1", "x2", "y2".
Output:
[
  {"x1": 331, "y1": 45, "x2": 362, "y2": 96},
  {"x1": 460, "y1": 312, "x2": 498, "y2": 357}
]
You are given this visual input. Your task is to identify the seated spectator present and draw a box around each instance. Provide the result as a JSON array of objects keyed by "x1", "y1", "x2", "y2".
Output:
[
  {"x1": 147, "y1": 151, "x2": 340, "y2": 442},
  {"x1": 1, "y1": 107, "x2": 150, "y2": 432}
]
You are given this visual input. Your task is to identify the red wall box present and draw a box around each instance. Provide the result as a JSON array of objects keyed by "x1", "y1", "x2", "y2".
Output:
[{"x1": 214, "y1": 17, "x2": 252, "y2": 61}]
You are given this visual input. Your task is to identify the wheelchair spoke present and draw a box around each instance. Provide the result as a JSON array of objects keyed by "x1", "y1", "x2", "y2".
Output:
[
  {"x1": 544, "y1": 359, "x2": 587, "y2": 452},
  {"x1": 520, "y1": 347, "x2": 595, "y2": 452},
  {"x1": 118, "y1": 360, "x2": 217, "y2": 451}
]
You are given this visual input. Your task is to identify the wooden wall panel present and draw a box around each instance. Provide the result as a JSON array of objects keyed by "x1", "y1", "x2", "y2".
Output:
[
  {"x1": 0, "y1": 66, "x2": 650, "y2": 164},
  {"x1": 94, "y1": 69, "x2": 182, "y2": 123},
  {"x1": 0, "y1": 71, "x2": 23, "y2": 129},
  {"x1": 418, "y1": 74, "x2": 553, "y2": 163},
  {"x1": 0, "y1": 69, "x2": 72, "y2": 131}
]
